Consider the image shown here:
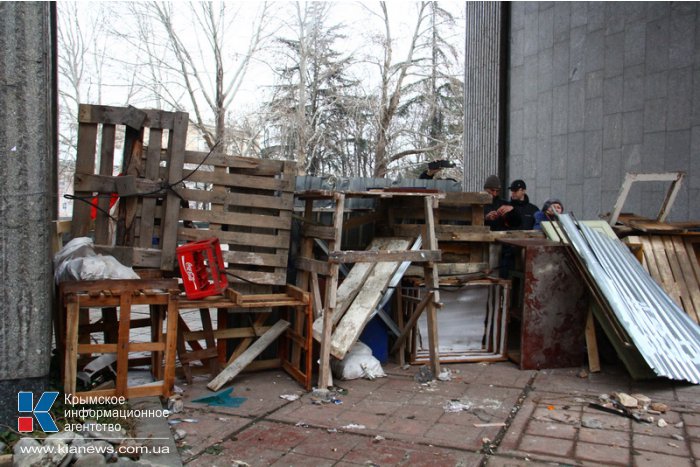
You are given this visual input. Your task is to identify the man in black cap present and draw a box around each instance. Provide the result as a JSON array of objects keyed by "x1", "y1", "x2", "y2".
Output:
[
  {"x1": 507, "y1": 179, "x2": 538, "y2": 230},
  {"x1": 419, "y1": 159, "x2": 456, "y2": 179},
  {"x1": 483, "y1": 175, "x2": 521, "y2": 231}
]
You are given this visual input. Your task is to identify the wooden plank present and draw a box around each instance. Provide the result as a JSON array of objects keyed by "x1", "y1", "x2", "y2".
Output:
[
  {"x1": 585, "y1": 310, "x2": 601, "y2": 373},
  {"x1": 115, "y1": 292, "x2": 132, "y2": 396},
  {"x1": 295, "y1": 257, "x2": 332, "y2": 276},
  {"x1": 64, "y1": 300, "x2": 80, "y2": 395},
  {"x1": 328, "y1": 249, "x2": 440, "y2": 264},
  {"x1": 330, "y1": 238, "x2": 411, "y2": 359},
  {"x1": 311, "y1": 238, "x2": 400, "y2": 342},
  {"x1": 71, "y1": 122, "x2": 99, "y2": 238},
  {"x1": 207, "y1": 320, "x2": 290, "y2": 391},
  {"x1": 222, "y1": 250, "x2": 289, "y2": 268},
  {"x1": 94, "y1": 124, "x2": 116, "y2": 245},
  {"x1": 390, "y1": 292, "x2": 433, "y2": 354},
  {"x1": 318, "y1": 192, "x2": 345, "y2": 389},
  {"x1": 311, "y1": 272, "x2": 323, "y2": 319},
  {"x1": 671, "y1": 236, "x2": 700, "y2": 322},
  {"x1": 182, "y1": 169, "x2": 294, "y2": 192},
  {"x1": 662, "y1": 236, "x2": 687, "y2": 309},
  {"x1": 159, "y1": 112, "x2": 188, "y2": 270},
  {"x1": 181, "y1": 187, "x2": 294, "y2": 211},
  {"x1": 303, "y1": 224, "x2": 338, "y2": 240},
  {"x1": 184, "y1": 150, "x2": 288, "y2": 173},
  {"x1": 422, "y1": 195, "x2": 441, "y2": 376},
  {"x1": 180, "y1": 208, "x2": 292, "y2": 231},
  {"x1": 177, "y1": 227, "x2": 290, "y2": 249},
  {"x1": 139, "y1": 128, "x2": 163, "y2": 248}
]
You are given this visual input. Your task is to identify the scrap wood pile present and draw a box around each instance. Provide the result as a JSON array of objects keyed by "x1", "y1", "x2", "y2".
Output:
[{"x1": 58, "y1": 103, "x2": 313, "y2": 398}]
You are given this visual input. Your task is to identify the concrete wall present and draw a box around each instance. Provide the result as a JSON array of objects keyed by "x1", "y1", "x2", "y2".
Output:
[
  {"x1": 507, "y1": 2, "x2": 700, "y2": 221},
  {"x1": 0, "y1": 1, "x2": 55, "y2": 388}
]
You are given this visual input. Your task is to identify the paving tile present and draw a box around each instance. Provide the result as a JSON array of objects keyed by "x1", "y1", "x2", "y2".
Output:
[
  {"x1": 633, "y1": 432, "x2": 690, "y2": 456},
  {"x1": 377, "y1": 416, "x2": 430, "y2": 437},
  {"x1": 391, "y1": 403, "x2": 444, "y2": 422},
  {"x1": 348, "y1": 397, "x2": 403, "y2": 417},
  {"x1": 333, "y1": 410, "x2": 387, "y2": 431},
  {"x1": 517, "y1": 434, "x2": 574, "y2": 458},
  {"x1": 633, "y1": 450, "x2": 694, "y2": 467},
  {"x1": 424, "y1": 420, "x2": 488, "y2": 450},
  {"x1": 341, "y1": 438, "x2": 415, "y2": 465},
  {"x1": 486, "y1": 455, "x2": 566, "y2": 466},
  {"x1": 575, "y1": 440, "x2": 629, "y2": 465},
  {"x1": 185, "y1": 441, "x2": 287, "y2": 466},
  {"x1": 578, "y1": 426, "x2": 630, "y2": 447},
  {"x1": 291, "y1": 429, "x2": 363, "y2": 460},
  {"x1": 269, "y1": 451, "x2": 336, "y2": 466},
  {"x1": 498, "y1": 398, "x2": 537, "y2": 451},
  {"x1": 172, "y1": 410, "x2": 250, "y2": 460},
  {"x1": 525, "y1": 419, "x2": 578, "y2": 439},
  {"x1": 234, "y1": 420, "x2": 310, "y2": 450}
]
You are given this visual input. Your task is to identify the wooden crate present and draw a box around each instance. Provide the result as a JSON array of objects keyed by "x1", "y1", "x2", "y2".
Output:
[
  {"x1": 70, "y1": 104, "x2": 189, "y2": 270},
  {"x1": 60, "y1": 279, "x2": 180, "y2": 400}
]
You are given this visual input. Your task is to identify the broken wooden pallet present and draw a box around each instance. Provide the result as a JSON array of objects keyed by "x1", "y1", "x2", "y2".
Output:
[{"x1": 631, "y1": 235, "x2": 700, "y2": 324}]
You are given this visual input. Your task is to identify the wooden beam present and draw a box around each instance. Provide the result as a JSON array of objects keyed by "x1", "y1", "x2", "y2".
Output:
[
  {"x1": 328, "y1": 249, "x2": 440, "y2": 264},
  {"x1": 207, "y1": 320, "x2": 290, "y2": 391}
]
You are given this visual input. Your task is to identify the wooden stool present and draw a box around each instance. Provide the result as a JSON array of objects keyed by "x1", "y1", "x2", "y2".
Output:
[{"x1": 60, "y1": 279, "x2": 180, "y2": 400}]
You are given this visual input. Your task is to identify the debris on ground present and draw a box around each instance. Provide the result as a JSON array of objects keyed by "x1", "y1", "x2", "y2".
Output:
[
  {"x1": 437, "y1": 369, "x2": 452, "y2": 381},
  {"x1": 414, "y1": 365, "x2": 434, "y2": 383},
  {"x1": 280, "y1": 393, "x2": 301, "y2": 401},
  {"x1": 443, "y1": 400, "x2": 472, "y2": 413}
]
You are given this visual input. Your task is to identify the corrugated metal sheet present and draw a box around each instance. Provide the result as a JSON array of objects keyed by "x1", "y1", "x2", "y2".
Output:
[
  {"x1": 558, "y1": 213, "x2": 700, "y2": 384},
  {"x1": 463, "y1": 2, "x2": 505, "y2": 192}
]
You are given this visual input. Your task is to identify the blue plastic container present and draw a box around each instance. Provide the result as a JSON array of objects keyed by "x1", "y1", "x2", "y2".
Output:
[{"x1": 359, "y1": 315, "x2": 388, "y2": 363}]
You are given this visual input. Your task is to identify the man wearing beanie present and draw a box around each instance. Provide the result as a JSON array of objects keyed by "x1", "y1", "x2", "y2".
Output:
[
  {"x1": 483, "y1": 175, "x2": 521, "y2": 231},
  {"x1": 533, "y1": 198, "x2": 564, "y2": 230},
  {"x1": 507, "y1": 179, "x2": 538, "y2": 230}
]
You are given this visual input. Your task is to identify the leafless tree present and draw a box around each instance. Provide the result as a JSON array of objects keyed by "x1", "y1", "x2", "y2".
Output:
[
  {"x1": 123, "y1": 1, "x2": 275, "y2": 153},
  {"x1": 371, "y1": 1, "x2": 429, "y2": 178}
]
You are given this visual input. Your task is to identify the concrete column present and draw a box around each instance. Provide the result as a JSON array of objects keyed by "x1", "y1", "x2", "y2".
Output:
[
  {"x1": 463, "y1": 2, "x2": 507, "y2": 191},
  {"x1": 0, "y1": 2, "x2": 56, "y2": 423}
]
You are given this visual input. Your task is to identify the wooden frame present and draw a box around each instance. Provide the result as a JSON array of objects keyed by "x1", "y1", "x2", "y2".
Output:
[
  {"x1": 400, "y1": 278, "x2": 510, "y2": 364},
  {"x1": 608, "y1": 172, "x2": 685, "y2": 226},
  {"x1": 295, "y1": 190, "x2": 445, "y2": 388},
  {"x1": 60, "y1": 279, "x2": 180, "y2": 400}
]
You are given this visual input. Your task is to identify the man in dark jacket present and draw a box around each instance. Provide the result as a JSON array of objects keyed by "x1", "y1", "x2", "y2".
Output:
[
  {"x1": 507, "y1": 179, "x2": 538, "y2": 230},
  {"x1": 483, "y1": 175, "x2": 521, "y2": 231}
]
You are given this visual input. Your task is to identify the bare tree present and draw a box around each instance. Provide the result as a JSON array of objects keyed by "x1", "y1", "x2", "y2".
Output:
[
  {"x1": 264, "y1": 2, "x2": 357, "y2": 175},
  {"x1": 124, "y1": 1, "x2": 275, "y2": 152},
  {"x1": 372, "y1": 1, "x2": 429, "y2": 178}
]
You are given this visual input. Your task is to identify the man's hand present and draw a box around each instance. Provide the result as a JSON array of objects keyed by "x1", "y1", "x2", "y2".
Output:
[
  {"x1": 485, "y1": 210, "x2": 500, "y2": 221},
  {"x1": 496, "y1": 205, "x2": 513, "y2": 216}
]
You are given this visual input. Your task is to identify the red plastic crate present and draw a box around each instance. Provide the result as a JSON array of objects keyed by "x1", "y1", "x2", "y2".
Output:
[{"x1": 176, "y1": 238, "x2": 228, "y2": 299}]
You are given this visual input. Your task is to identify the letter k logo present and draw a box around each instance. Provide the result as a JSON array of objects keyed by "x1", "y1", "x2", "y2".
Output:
[{"x1": 18, "y1": 392, "x2": 59, "y2": 433}]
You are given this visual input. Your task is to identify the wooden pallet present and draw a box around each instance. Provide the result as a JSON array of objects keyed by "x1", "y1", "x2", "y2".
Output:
[
  {"x1": 633, "y1": 235, "x2": 700, "y2": 324},
  {"x1": 177, "y1": 154, "x2": 296, "y2": 286},
  {"x1": 174, "y1": 154, "x2": 312, "y2": 390},
  {"x1": 60, "y1": 279, "x2": 180, "y2": 400},
  {"x1": 70, "y1": 104, "x2": 188, "y2": 270}
]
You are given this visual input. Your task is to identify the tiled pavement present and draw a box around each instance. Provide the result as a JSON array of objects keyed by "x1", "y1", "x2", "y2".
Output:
[{"x1": 168, "y1": 361, "x2": 700, "y2": 466}]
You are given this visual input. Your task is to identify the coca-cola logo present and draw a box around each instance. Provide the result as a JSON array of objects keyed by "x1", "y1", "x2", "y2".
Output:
[{"x1": 183, "y1": 261, "x2": 198, "y2": 289}]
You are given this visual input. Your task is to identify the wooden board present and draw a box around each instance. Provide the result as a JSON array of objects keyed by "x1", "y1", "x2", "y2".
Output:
[
  {"x1": 311, "y1": 238, "x2": 404, "y2": 342},
  {"x1": 329, "y1": 238, "x2": 411, "y2": 359},
  {"x1": 208, "y1": 320, "x2": 290, "y2": 391},
  {"x1": 634, "y1": 235, "x2": 700, "y2": 324}
]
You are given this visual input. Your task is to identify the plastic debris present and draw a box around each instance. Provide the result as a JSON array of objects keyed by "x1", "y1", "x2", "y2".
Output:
[{"x1": 280, "y1": 394, "x2": 301, "y2": 401}]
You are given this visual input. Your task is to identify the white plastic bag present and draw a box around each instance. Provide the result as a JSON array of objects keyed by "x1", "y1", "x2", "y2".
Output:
[
  {"x1": 331, "y1": 341, "x2": 386, "y2": 381},
  {"x1": 54, "y1": 237, "x2": 140, "y2": 283}
]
